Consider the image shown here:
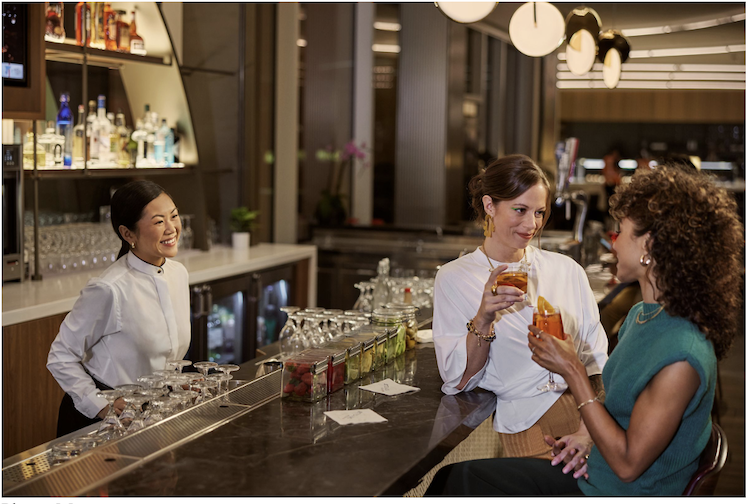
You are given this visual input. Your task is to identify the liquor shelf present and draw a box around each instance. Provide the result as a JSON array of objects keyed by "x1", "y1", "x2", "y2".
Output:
[
  {"x1": 23, "y1": 165, "x2": 192, "y2": 179},
  {"x1": 2, "y1": 339, "x2": 496, "y2": 497},
  {"x1": 45, "y1": 40, "x2": 170, "y2": 68}
]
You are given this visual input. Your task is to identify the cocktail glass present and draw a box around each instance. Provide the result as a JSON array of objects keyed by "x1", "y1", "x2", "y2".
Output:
[
  {"x1": 533, "y1": 304, "x2": 566, "y2": 392},
  {"x1": 96, "y1": 390, "x2": 125, "y2": 440}
]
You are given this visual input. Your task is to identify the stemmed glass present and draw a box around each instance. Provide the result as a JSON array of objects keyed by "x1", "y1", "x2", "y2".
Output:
[
  {"x1": 279, "y1": 306, "x2": 300, "y2": 358},
  {"x1": 126, "y1": 389, "x2": 164, "y2": 433},
  {"x1": 116, "y1": 384, "x2": 144, "y2": 427},
  {"x1": 194, "y1": 361, "x2": 217, "y2": 377},
  {"x1": 166, "y1": 359, "x2": 192, "y2": 373},
  {"x1": 96, "y1": 390, "x2": 125, "y2": 440},
  {"x1": 533, "y1": 304, "x2": 567, "y2": 393},
  {"x1": 217, "y1": 364, "x2": 240, "y2": 376},
  {"x1": 288, "y1": 312, "x2": 307, "y2": 353},
  {"x1": 170, "y1": 388, "x2": 199, "y2": 411}
]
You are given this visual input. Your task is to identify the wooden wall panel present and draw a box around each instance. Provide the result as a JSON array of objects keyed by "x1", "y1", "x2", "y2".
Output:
[
  {"x1": 560, "y1": 90, "x2": 745, "y2": 123},
  {"x1": 3, "y1": 313, "x2": 67, "y2": 458}
]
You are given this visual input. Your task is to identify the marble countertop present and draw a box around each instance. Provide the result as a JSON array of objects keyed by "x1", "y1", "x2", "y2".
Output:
[
  {"x1": 1, "y1": 244, "x2": 317, "y2": 327},
  {"x1": 86, "y1": 345, "x2": 495, "y2": 497}
]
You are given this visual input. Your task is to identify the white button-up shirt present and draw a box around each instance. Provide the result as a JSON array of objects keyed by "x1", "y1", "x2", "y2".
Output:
[
  {"x1": 47, "y1": 252, "x2": 191, "y2": 418},
  {"x1": 433, "y1": 246, "x2": 608, "y2": 433}
]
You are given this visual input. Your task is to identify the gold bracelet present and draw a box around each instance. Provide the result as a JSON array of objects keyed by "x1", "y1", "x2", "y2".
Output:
[
  {"x1": 577, "y1": 397, "x2": 600, "y2": 411},
  {"x1": 466, "y1": 319, "x2": 496, "y2": 346}
]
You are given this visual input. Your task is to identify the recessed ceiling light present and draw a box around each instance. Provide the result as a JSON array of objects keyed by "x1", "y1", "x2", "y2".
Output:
[{"x1": 373, "y1": 21, "x2": 401, "y2": 32}]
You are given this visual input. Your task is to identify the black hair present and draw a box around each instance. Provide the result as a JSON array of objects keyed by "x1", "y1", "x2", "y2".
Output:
[{"x1": 110, "y1": 180, "x2": 169, "y2": 259}]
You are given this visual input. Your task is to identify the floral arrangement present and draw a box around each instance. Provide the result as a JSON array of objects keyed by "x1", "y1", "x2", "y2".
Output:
[{"x1": 315, "y1": 140, "x2": 369, "y2": 226}]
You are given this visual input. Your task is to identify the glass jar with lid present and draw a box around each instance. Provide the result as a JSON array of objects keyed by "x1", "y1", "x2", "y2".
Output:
[
  {"x1": 384, "y1": 303, "x2": 420, "y2": 352},
  {"x1": 325, "y1": 337, "x2": 362, "y2": 385},
  {"x1": 281, "y1": 352, "x2": 328, "y2": 402},
  {"x1": 303, "y1": 347, "x2": 346, "y2": 394},
  {"x1": 355, "y1": 324, "x2": 390, "y2": 368},
  {"x1": 372, "y1": 308, "x2": 409, "y2": 358},
  {"x1": 349, "y1": 327, "x2": 383, "y2": 376}
]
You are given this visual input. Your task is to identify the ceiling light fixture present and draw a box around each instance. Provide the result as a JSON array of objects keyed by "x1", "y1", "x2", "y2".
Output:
[
  {"x1": 508, "y1": 2, "x2": 566, "y2": 57},
  {"x1": 373, "y1": 21, "x2": 401, "y2": 32},
  {"x1": 564, "y1": 7, "x2": 601, "y2": 75},
  {"x1": 372, "y1": 44, "x2": 401, "y2": 54},
  {"x1": 435, "y1": 2, "x2": 498, "y2": 24},
  {"x1": 558, "y1": 45, "x2": 746, "y2": 60},
  {"x1": 556, "y1": 80, "x2": 745, "y2": 90},
  {"x1": 621, "y1": 12, "x2": 746, "y2": 37},
  {"x1": 597, "y1": 30, "x2": 630, "y2": 88}
]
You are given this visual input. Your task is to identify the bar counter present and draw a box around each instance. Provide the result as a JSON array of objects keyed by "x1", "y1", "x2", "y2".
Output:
[{"x1": 3, "y1": 342, "x2": 496, "y2": 497}]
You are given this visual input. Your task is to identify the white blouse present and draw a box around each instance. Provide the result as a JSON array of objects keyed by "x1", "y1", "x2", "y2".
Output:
[
  {"x1": 433, "y1": 246, "x2": 608, "y2": 433},
  {"x1": 47, "y1": 251, "x2": 191, "y2": 419}
]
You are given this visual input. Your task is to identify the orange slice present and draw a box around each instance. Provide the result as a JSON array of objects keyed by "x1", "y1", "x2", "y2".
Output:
[{"x1": 537, "y1": 296, "x2": 555, "y2": 314}]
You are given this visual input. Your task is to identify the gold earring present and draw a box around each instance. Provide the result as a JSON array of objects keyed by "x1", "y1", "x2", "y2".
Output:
[
  {"x1": 483, "y1": 214, "x2": 494, "y2": 238},
  {"x1": 131, "y1": 242, "x2": 136, "y2": 249},
  {"x1": 639, "y1": 254, "x2": 651, "y2": 266}
]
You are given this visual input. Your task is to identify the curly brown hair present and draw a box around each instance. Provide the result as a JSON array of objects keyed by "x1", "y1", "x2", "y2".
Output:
[{"x1": 609, "y1": 164, "x2": 744, "y2": 360}]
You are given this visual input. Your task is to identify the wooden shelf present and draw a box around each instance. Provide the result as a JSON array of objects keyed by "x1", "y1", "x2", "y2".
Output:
[
  {"x1": 23, "y1": 165, "x2": 192, "y2": 179},
  {"x1": 44, "y1": 40, "x2": 170, "y2": 68}
]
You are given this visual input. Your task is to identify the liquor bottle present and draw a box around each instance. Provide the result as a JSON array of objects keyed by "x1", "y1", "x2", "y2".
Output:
[
  {"x1": 115, "y1": 112, "x2": 131, "y2": 167},
  {"x1": 73, "y1": 104, "x2": 85, "y2": 166},
  {"x1": 75, "y1": 2, "x2": 91, "y2": 47},
  {"x1": 107, "y1": 112, "x2": 117, "y2": 161},
  {"x1": 85, "y1": 99, "x2": 96, "y2": 162},
  {"x1": 115, "y1": 10, "x2": 129, "y2": 52},
  {"x1": 129, "y1": 10, "x2": 146, "y2": 55},
  {"x1": 154, "y1": 119, "x2": 171, "y2": 165},
  {"x1": 165, "y1": 126, "x2": 175, "y2": 166},
  {"x1": 56, "y1": 93, "x2": 73, "y2": 167},
  {"x1": 103, "y1": 3, "x2": 117, "y2": 51},
  {"x1": 131, "y1": 119, "x2": 147, "y2": 165},
  {"x1": 90, "y1": 95, "x2": 111, "y2": 163},
  {"x1": 91, "y1": 3, "x2": 106, "y2": 49},
  {"x1": 142, "y1": 104, "x2": 157, "y2": 163},
  {"x1": 44, "y1": 3, "x2": 65, "y2": 43}
]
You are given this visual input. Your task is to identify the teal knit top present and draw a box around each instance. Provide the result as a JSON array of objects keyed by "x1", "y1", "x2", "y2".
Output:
[{"x1": 578, "y1": 302, "x2": 717, "y2": 496}]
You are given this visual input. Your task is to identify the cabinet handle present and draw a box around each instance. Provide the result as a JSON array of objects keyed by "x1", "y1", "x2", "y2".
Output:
[{"x1": 203, "y1": 284, "x2": 212, "y2": 316}]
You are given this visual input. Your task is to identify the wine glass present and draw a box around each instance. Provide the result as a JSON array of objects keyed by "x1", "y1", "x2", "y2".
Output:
[
  {"x1": 194, "y1": 361, "x2": 217, "y2": 377},
  {"x1": 96, "y1": 390, "x2": 125, "y2": 440},
  {"x1": 166, "y1": 359, "x2": 192, "y2": 373},
  {"x1": 533, "y1": 304, "x2": 567, "y2": 393},
  {"x1": 279, "y1": 306, "x2": 300, "y2": 358}
]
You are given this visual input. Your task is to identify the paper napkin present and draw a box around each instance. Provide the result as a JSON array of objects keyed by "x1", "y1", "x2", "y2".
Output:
[
  {"x1": 324, "y1": 408, "x2": 388, "y2": 425},
  {"x1": 359, "y1": 378, "x2": 420, "y2": 396},
  {"x1": 414, "y1": 329, "x2": 433, "y2": 343}
]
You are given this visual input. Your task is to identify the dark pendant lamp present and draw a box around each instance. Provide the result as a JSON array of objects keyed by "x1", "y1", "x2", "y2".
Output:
[
  {"x1": 598, "y1": 30, "x2": 631, "y2": 88},
  {"x1": 564, "y1": 6, "x2": 601, "y2": 75}
]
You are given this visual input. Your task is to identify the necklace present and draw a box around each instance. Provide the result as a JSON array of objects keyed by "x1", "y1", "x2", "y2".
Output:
[
  {"x1": 636, "y1": 305, "x2": 665, "y2": 324},
  {"x1": 480, "y1": 245, "x2": 526, "y2": 272}
]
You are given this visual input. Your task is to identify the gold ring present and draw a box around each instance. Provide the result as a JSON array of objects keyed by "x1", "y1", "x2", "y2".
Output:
[{"x1": 491, "y1": 284, "x2": 498, "y2": 295}]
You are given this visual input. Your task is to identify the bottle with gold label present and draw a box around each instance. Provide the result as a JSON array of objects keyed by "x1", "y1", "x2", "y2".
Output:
[
  {"x1": 104, "y1": 3, "x2": 117, "y2": 51},
  {"x1": 129, "y1": 10, "x2": 146, "y2": 55}
]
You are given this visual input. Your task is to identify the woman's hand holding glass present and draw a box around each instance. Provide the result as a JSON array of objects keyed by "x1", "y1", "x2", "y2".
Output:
[
  {"x1": 476, "y1": 265, "x2": 526, "y2": 327},
  {"x1": 527, "y1": 325, "x2": 583, "y2": 379}
]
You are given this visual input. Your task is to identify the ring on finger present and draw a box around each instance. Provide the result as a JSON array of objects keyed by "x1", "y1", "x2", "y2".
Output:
[{"x1": 491, "y1": 284, "x2": 498, "y2": 296}]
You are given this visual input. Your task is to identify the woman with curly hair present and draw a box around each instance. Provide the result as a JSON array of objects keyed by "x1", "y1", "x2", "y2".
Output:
[{"x1": 427, "y1": 163, "x2": 743, "y2": 496}]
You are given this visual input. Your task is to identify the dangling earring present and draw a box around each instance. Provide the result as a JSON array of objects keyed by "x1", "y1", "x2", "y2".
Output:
[
  {"x1": 483, "y1": 214, "x2": 495, "y2": 238},
  {"x1": 639, "y1": 254, "x2": 651, "y2": 266}
]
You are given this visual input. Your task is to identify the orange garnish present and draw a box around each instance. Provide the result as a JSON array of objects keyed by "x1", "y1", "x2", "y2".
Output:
[{"x1": 537, "y1": 296, "x2": 555, "y2": 314}]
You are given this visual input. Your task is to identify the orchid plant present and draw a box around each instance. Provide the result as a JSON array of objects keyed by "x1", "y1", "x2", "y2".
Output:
[{"x1": 314, "y1": 140, "x2": 370, "y2": 226}]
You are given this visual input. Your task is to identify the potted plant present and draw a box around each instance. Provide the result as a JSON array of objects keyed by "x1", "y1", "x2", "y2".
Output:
[{"x1": 230, "y1": 207, "x2": 259, "y2": 250}]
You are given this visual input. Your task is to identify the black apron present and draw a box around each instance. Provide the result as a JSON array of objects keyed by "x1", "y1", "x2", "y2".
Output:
[{"x1": 56, "y1": 374, "x2": 113, "y2": 438}]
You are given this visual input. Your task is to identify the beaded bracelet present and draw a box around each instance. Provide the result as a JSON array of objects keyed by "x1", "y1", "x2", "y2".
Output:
[
  {"x1": 466, "y1": 319, "x2": 496, "y2": 346},
  {"x1": 577, "y1": 397, "x2": 600, "y2": 411}
]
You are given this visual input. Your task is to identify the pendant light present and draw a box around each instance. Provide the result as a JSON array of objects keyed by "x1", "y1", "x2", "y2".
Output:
[
  {"x1": 598, "y1": 30, "x2": 631, "y2": 89},
  {"x1": 564, "y1": 7, "x2": 601, "y2": 75},
  {"x1": 508, "y1": 2, "x2": 566, "y2": 57},
  {"x1": 435, "y1": 2, "x2": 498, "y2": 24}
]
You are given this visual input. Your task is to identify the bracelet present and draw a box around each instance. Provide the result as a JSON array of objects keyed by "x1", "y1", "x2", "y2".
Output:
[
  {"x1": 466, "y1": 319, "x2": 496, "y2": 346},
  {"x1": 577, "y1": 397, "x2": 600, "y2": 411}
]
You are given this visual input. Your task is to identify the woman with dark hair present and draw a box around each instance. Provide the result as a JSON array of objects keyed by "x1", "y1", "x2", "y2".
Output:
[
  {"x1": 48, "y1": 180, "x2": 190, "y2": 436},
  {"x1": 429, "y1": 163, "x2": 743, "y2": 495},
  {"x1": 432, "y1": 154, "x2": 608, "y2": 459}
]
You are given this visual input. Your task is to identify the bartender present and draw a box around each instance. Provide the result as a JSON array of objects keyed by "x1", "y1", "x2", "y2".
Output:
[{"x1": 47, "y1": 180, "x2": 191, "y2": 436}]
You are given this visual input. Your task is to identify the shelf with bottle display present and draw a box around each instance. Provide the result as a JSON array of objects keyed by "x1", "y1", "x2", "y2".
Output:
[
  {"x1": 23, "y1": 93, "x2": 189, "y2": 178},
  {"x1": 44, "y1": 3, "x2": 164, "y2": 67}
]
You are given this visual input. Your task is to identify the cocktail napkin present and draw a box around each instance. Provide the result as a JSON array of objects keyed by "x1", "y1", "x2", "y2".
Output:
[
  {"x1": 359, "y1": 378, "x2": 420, "y2": 396},
  {"x1": 324, "y1": 409, "x2": 387, "y2": 425},
  {"x1": 415, "y1": 329, "x2": 433, "y2": 343}
]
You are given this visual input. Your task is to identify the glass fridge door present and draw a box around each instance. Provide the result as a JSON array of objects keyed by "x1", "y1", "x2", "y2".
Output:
[{"x1": 251, "y1": 265, "x2": 294, "y2": 350}]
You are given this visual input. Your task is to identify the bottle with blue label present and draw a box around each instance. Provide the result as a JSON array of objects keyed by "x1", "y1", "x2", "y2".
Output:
[
  {"x1": 155, "y1": 119, "x2": 173, "y2": 166},
  {"x1": 56, "y1": 92, "x2": 73, "y2": 167}
]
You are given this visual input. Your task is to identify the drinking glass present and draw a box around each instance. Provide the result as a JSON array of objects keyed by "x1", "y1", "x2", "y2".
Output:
[
  {"x1": 125, "y1": 389, "x2": 164, "y2": 433},
  {"x1": 50, "y1": 439, "x2": 86, "y2": 465},
  {"x1": 533, "y1": 304, "x2": 566, "y2": 392},
  {"x1": 194, "y1": 361, "x2": 217, "y2": 377},
  {"x1": 494, "y1": 261, "x2": 529, "y2": 294},
  {"x1": 279, "y1": 306, "x2": 300, "y2": 358},
  {"x1": 142, "y1": 398, "x2": 167, "y2": 426},
  {"x1": 170, "y1": 389, "x2": 199, "y2": 411},
  {"x1": 96, "y1": 390, "x2": 125, "y2": 440},
  {"x1": 116, "y1": 384, "x2": 144, "y2": 427},
  {"x1": 166, "y1": 359, "x2": 192, "y2": 373},
  {"x1": 216, "y1": 364, "x2": 240, "y2": 376}
]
